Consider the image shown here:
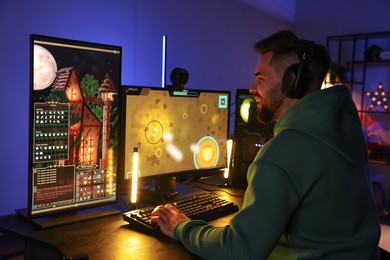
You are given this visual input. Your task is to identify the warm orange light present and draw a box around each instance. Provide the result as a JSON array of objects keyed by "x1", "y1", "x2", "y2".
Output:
[
  {"x1": 367, "y1": 82, "x2": 389, "y2": 111},
  {"x1": 67, "y1": 88, "x2": 78, "y2": 100},
  {"x1": 223, "y1": 168, "x2": 229, "y2": 179},
  {"x1": 224, "y1": 139, "x2": 233, "y2": 179},
  {"x1": 106, "y1": 148, "x2": 114, "y2": 195},
  {"x1": 200, "y1": 146, "x2": 214, "y2": 163},
  {"x1": 131, "y1": 148, "x2": 139, "y2": 204}
]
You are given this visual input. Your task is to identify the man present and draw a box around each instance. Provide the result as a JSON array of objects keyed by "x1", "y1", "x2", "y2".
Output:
[{"x1": 151, "y1": 30, "x2": 381, "y2": 259}]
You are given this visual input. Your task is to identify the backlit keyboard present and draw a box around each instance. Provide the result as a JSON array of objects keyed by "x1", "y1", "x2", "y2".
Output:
[{"x1": 123, "y1": 193, "x2": 239, "y2": 232}]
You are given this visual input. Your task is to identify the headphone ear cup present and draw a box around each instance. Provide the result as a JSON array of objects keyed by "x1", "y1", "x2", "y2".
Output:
[
  {"x1": 282, "y1": 39, "x2": 316, "y2": 98},
  {"x1": 281, "y1": 63, "x2": 300, "y2": 98}
]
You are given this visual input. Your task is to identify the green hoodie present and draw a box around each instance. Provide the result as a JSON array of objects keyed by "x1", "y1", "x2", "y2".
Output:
[{"x1": 174, "y1": 85, "x2": 381, "y2": 259}]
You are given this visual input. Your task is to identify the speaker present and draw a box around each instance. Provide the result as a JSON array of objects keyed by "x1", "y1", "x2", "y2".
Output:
[
  {"x1": 231, "y1": 89, "x2": 274, "y2": 188},
  {"x1": 281, "y1": 39, "x2": 316, "y2": 98}
]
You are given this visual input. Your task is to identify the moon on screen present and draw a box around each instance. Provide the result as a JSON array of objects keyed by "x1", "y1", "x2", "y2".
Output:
[{"x1": 33, "y1": 44, "x2": 57, "y2": 90}]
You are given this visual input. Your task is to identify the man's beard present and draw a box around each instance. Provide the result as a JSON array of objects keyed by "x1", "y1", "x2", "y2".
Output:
[
  {"x1": 256, "y1": 90, "x2": 284, "y2": 124},
  {"x1": 257, "y1": 104, "x2": 275, "y2": 123}
]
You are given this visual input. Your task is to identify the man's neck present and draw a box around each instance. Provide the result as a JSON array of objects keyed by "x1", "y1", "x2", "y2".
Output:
[{"x1": 274, "y1": 98, "x2": 299, "y2": 120}]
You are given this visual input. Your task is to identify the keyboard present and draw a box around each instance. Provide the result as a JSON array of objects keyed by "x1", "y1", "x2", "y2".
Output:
[{"x1": 123, "y1": 193, "x2": 239, "y2": 233}]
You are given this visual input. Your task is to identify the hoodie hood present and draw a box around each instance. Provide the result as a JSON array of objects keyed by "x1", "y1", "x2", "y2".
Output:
[{"x1": 274, "y1": 85, "x2": 367, "y2": 166}]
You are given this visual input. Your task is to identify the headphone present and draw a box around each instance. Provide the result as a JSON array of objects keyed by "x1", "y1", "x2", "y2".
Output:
[{"x1": 281, "y1": 39, "x2": 316, "y2": 98}]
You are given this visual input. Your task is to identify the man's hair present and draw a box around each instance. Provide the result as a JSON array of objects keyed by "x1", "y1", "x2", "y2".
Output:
[{"x1": 254, "y1": 30, "x2": 330, "y2": 92}]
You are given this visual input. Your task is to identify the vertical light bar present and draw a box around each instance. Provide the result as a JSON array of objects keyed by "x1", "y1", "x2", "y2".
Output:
[
  {"x1": 106, "y1": 148, "x2": 114, "y2": 195},
  {"x1": 131, "y1": 148, "x2": 139, "y2": 203},
  {"x1": 224, "y1": 139, "x2": 233, "y2": 179},
  {"x1": 161, "y1": 35, "x2": 167, "y2": 88}
]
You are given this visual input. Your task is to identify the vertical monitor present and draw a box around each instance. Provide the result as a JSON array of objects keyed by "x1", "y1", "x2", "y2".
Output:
[
  {"x1": 28, "y1": 35, "x2": 122, "y2": 218},
  {"x1": 120, "y1": 86, "x2": 230, "y2": 182}
]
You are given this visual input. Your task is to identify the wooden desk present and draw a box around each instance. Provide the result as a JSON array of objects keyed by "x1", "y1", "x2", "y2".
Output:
[{"x1": 0, "y1": 186, "x2": 244, "y2": 259}]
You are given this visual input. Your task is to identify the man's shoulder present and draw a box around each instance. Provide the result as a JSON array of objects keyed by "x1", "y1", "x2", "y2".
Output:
[
  {"x1": 264, "y1": 129, "x2": 316, "y2": 151},
  {"x1": 257, "y1": 129, "x2": 325, "y2": 165}
]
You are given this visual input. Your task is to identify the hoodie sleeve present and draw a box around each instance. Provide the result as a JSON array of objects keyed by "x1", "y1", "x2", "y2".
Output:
[{"x1": 173, "y1": 160, "x2": 300, "y2": 259}]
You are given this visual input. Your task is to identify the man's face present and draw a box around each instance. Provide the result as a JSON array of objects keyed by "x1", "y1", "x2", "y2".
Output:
[{"x1": 249, "y1": 52, "x2": 286, "y2": 123}]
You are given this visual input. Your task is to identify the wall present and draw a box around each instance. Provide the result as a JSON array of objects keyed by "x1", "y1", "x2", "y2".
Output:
[
  {"x1": 241, "y1": 0, "x2": 295, "y2": 23},
  {"x1": 0, "y1": 0, "x2": 292, "y2": 216},
  {"x1": 294, "y1": 0, "x2": 390, "y2": 45}
]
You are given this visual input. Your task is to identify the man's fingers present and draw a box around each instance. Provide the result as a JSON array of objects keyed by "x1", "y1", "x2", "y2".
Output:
[
  {"x1": 151, "y1": 205, "x2": 165, "y2": 216},
  {"x1": 151, "y1": 204, "x2": 173, "y2": 220},
  {"x1": 150, "y1": 204, "x2": 188, "y2": 239},
  {"x1": 165, "y1": 204, "x2": 179, "y2": 212},
  {"x1": 150, "y1": 215, "x2": 162, "y2": 225}
]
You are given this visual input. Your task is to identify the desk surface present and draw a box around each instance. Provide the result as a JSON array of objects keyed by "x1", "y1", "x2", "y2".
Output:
[{"x1": 0, "y1": 183, "x2": 244, "y2": 260}]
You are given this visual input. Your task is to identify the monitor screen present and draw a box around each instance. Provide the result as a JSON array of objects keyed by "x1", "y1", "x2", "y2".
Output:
[
  {"x1": 119, "y1": 86, "x2": 230, "y2": 183},
  {"x1": 28, "y1": 35, "x2": 122, "y2": 218}
]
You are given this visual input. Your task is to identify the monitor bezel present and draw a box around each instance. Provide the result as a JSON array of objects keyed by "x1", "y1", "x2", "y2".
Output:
[
  {"x1": 28, "y1": 34, "x2": 122, "y2": 218},
  {"x1": 118, "y1": 85, "x2": 231, "y2": 196}
]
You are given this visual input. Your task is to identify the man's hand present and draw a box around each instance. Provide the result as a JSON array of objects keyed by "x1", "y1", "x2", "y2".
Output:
[{"x1": 151, "y1": 204, "x2": 190, "y2": 238}]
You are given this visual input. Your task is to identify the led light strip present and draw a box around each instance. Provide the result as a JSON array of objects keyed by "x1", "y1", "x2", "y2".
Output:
[{"x1": 131, "y1": 148, "x2": 139, "y2": 203}]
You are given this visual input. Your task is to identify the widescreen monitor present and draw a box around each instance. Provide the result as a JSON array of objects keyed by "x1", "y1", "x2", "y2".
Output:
[
  {"x1": 119, "y1": 86, "x2": 230, "y2": 194},
  {"x1": 26, "y1": 34, "x2": 122, "y2": 220}
]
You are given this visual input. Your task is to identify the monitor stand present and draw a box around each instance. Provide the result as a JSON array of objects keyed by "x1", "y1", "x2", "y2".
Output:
[
  {"x1": 15, "y1": 205, "x2": 120, "y2": 229},
  {"x1": 139, "y1": 177, "x2": 178, "y2": 203}
]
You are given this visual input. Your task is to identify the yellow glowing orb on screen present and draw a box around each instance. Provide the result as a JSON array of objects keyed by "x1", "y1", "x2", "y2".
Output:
[
  {"x1": 193, "y1": 136, "x2": 219, "y2": 169},
  {"x1": 145, "y1": 120, "x2": 163, "y2": 144},
  {"x1": 200, "y1": 146, "x2": 214, "y2": 163},
  {"x1": 240, "y1": 97, "x2": 255, "y2": 123}
]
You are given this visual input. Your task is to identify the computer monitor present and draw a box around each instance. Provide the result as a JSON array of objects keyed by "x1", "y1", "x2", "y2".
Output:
[
  {"x1": 23, "y1": 34, "x2": 122, "y2": 224},
  {"x1": 119, "y1": 86, "x2": 230, "y2": 197}
]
